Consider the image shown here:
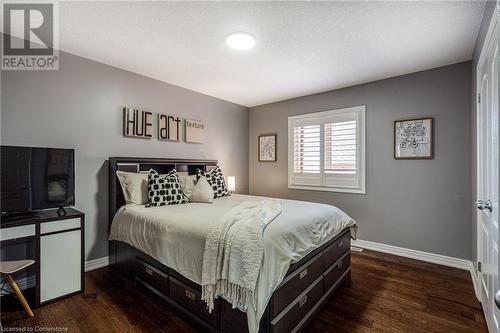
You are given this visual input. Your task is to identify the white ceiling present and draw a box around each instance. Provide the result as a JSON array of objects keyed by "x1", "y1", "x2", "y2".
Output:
[{"x1": 55, "y1": 1, "x2": 486, "y2": 107}]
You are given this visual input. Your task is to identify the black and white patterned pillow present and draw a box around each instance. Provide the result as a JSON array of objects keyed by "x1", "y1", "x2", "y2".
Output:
[
  {"x1": 196, "y1": 166, "x2": 230, "y2": 199},
  {"x1": 146, "y1": 169, "x2": 188, "y2": 207}
]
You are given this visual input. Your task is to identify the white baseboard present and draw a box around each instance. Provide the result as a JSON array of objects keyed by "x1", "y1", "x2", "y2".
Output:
[
  {"x1": 83, "y1": 242, "x2": 471, "y2": 271},
  {"x1": 352, "y1": 239, "x2": 471, "y2": 270},
  {"x1": 81, "y1": 242, "x2": 482, "y2": 299},
  {"x1": 352, "y1": 239, "x2": 479, "y2": 300},
  {"x1": 85, "y1": 256, "x2": 109, "y2": 272}
]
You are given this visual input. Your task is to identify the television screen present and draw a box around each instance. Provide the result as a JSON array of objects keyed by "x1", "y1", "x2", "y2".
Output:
[{"x1": 1, "y1": 146, "x2": 75, "y2": 214}]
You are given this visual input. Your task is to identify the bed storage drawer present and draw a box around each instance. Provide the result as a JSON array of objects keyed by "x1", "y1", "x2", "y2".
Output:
[
  {"x1": 169, "y1": 277, "x2": 218, "y2": 326},
  {"x1": 271, "y1": 276, "x2": 323, "y2": 333},
  {"x1": 324, "y1": 252, "x2": 350, "y2": 291},
  {"x1": 323, "y1": 232, "x2": 350, "y2": 268},
  {"x1": 271, "y1": 253, "x2": 323, "y2": 318},
  {"x1": 135, "y1": 257, "x2": 168, "y2": 295}
]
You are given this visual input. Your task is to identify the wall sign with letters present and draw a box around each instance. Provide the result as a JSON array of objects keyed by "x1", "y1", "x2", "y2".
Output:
[
  {"x1": 158, "y1": 113, "x2": 182, "y2": 141},
  {"x1": 185, "y1": 119, "x2": 205, "y2": 143},
  {"x1": 123, "y1": 107, "x2": 153, "y2": 138},
  {"x1": 122, "y1": 107, "x2": 204, "y2": 144}
]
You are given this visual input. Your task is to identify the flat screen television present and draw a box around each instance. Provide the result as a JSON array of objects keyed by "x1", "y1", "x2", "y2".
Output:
[{"x1": 1, "y1": 146, "x2": 75, "y2": 215}]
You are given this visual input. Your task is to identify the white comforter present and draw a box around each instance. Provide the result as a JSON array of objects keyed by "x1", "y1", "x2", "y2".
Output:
[{"x1": 109, "y1": 194, "x2": 356, "y2": 333}]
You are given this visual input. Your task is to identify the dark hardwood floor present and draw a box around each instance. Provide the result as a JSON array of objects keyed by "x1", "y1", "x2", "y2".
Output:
[{"x1": 1, "y1": 250, "x2": 487, "y2": 332}]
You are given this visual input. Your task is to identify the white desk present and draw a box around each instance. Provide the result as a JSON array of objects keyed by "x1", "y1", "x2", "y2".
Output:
[{"x1": 0, "y1": 208, "x2": 84, "y2": 306}]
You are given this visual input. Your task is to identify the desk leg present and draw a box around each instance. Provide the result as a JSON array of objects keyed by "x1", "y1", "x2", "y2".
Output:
[{"x1": 5, "y1": 274, "x2": 34, "y2": 317}]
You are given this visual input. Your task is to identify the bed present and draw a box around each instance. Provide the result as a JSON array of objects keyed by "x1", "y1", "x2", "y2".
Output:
[{"x1": 108, "y1": 157, "x2": 355, "y2": 333}]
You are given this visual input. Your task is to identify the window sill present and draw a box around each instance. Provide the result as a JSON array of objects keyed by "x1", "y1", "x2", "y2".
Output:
[{"x1": 288, "y1": 184, "x2": 366, "y2": 195}]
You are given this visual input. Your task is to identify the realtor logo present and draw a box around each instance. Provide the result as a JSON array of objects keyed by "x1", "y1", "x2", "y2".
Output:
[{"x1": 1, "y1": 2, "x2": 59, "y2": 70}]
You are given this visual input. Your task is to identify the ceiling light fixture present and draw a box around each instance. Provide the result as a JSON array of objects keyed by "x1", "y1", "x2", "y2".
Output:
[{"x1": 226, "y1": 32, "x2": 256, "y2": 50}]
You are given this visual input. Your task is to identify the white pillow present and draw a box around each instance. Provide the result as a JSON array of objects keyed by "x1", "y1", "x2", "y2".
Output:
[
  {"x1": 178, "y1": 174, "x2": 197, "y2": 199},
  {"x1": 189, "y1": 176, "x2": 214, "y2": 203},
  {"x1": 116, "y1": 171, "x2": 148, "y2": 205}
]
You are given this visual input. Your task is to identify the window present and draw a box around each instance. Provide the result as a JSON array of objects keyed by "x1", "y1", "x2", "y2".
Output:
[{"x1": 288, "y1": 105, "x2": 366, "y2": 194}]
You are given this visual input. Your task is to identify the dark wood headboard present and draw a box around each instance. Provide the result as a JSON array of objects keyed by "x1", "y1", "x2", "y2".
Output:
[{"x1": 108, "y1": 157, "x2": 217, "y2": 231}]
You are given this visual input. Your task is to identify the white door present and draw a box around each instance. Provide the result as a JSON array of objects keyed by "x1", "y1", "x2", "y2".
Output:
[{"x1": 477, "y1": 10, "x2": 500, "y2": 333}]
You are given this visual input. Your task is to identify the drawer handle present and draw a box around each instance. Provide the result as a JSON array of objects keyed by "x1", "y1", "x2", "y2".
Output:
[
  {"x1": 337, "y1": 240, "x2": 344, "y2": 248},
  {"x1": 338, "y1": 261, "x2": 343, "y2": 268},
  {"x1": 299, "y1": 295, "x2": 307, "y2": 308},
  {"x1": 299, "y1": 268, "x2": 308, "y2": 280},
  {"x1": 185, "y1": 290, "x2": 196, "y2": 301},
  {"x1": 145, "y1": 267, "x2": 153, "y2": 275}
]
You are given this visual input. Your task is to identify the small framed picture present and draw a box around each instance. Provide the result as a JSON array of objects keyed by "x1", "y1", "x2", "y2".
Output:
[
  {"x1": 394, "y1": 117, "x2": 434, "y2": 159},
  {"x1": 258, "y1": 134, "x2": 277, "y2": 162}
]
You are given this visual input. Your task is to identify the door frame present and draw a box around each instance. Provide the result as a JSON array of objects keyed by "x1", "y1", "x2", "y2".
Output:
[{"x1": 476, "y1": 0, "x2": 500, "y2": 301}]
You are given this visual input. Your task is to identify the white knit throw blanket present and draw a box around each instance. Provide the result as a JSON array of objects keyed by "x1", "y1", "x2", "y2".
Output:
[{"x1": 201, "y1": 199, "x2": 282, "y2": 313}]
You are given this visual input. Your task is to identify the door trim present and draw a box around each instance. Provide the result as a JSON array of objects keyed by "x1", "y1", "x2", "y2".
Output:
[{"x1": 476, "y1": 1, "x2": 500, "y2": 302}]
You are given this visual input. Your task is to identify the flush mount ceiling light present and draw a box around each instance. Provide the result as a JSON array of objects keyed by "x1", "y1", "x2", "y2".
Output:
[{"x1": 226, "y1": 32, "x2": 256, "y2": 50}]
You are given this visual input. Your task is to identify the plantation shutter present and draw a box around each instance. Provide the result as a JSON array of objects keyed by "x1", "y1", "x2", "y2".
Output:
[
  {"x1": 322, "y1": 111, "x2": 362, "y2": 189},
  {"x1": 324, "y1": 120, "x2": 357, "y2": 174},
  {"x1": 288, "y1": 105, "x2": 365, "y2": 193},
  {"x1": 293, "y1": 125, "x2": 320, "y2": 173},
  {"x1": 290, "y1": 117, "x2": 322, "y2": 186}
]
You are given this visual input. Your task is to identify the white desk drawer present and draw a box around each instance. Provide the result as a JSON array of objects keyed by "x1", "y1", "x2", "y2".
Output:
[
  {"x1": 41, "y1": 218, "x2": 81, "y2": 234},
  {"x1": 1, "y1": 224, "x2": 36, "y2": 241}
]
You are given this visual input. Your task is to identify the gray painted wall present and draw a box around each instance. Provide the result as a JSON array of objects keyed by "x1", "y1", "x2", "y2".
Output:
[
  {"x1": 249, "y1": 62, "x2": 472, "y2": 260},
  {"x1": 471, "y1": 0, "x2": 497, "y2": 267},
  {"x1": 1, "y1": 51, "x2": 249, "y2": 261}
]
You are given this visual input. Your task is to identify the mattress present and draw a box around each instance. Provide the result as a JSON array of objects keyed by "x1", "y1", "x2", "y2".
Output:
[{"x1": 109, "y1": 194, "x2": 356, "y2": 332}]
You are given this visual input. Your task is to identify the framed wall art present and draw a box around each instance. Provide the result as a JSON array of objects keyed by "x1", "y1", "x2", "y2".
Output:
[
  {"x1": 258, "y1": 134, "x2": 277, "y2": 162},
  {"x1": 185, "y1": 119, "x2": 205, "y2": 143},
  {"x1": 394, "y1": 117, "x2": 434, "y2": 159}
]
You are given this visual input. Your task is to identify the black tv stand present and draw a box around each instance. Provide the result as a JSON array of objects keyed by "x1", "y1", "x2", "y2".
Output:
[{"x1": 57, "y1": 207, "x2": 67, "y2": 216}]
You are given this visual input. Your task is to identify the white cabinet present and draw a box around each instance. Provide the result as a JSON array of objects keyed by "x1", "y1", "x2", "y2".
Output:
[{"x1": 40, "y1": 229, "x2": 81, "y2": 303}]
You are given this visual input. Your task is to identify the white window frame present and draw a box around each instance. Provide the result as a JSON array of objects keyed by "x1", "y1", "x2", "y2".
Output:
[{"x1": 288, "y1": 105, "x2": 366, "y2": 194}]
